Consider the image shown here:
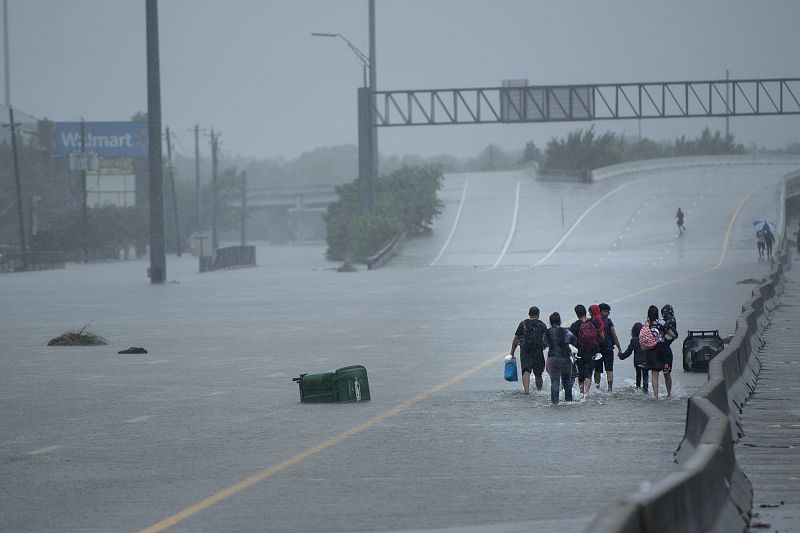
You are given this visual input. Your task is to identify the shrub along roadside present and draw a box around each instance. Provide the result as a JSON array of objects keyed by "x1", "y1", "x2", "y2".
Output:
[{"x1": 324, "y1": 165, "x2": 444, "y2": 263}]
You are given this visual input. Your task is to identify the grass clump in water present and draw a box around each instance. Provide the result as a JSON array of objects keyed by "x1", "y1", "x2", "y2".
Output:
[{"x1": 47, "y1": 325, "x2": 108, "y2": 346}]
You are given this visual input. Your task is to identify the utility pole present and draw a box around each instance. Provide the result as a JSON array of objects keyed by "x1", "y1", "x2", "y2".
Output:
[
  {"x1": 193, "y1": 124, "x2": 201, "y2": 231},
  {"x1": 3, "y1": 0, "x2": 10, "y2": 108},
  {"x1": 7, "y1": 108, "x2": 26, "y2": 269},
  {"x1": 240, "y1": 170, "x2": 247, "y2": 246},
  {"x1": 80, "y1": 118, "x2": 89, "y2": 262},
  {"x1": 368, "y1": 0, "x2": 378, "y2": 208},
  {"x1": 165, "y1": 126, "x2": 181, "y2": 256},
  {"x1": 210, "y1": 128, "x2": 219, "y2": 252},
  {"x1": 146, "y1": 0, "x2": 166, "y2": 283}
]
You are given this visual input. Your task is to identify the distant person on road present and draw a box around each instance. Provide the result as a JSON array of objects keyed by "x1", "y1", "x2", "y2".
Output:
[
  {"x1": 597, "y1": 303, "x2": 623, "y2": 392},
  {"x1": 757, "y1": 230, "x2": 766, "y2": 261},
  {"x1": 620, "y1": 322, "x2": 648, "y2": 393},
  {"x1": 676, "y1": 207, "x2": 685, "y2": 235},
  {"x1": 570, "y1": 304, "x2": 600, "y2": 400},
  {"x1": 509, "y1": 306, "x2": 548, "y2": 395},
  {"x1": 543, "y1": 312, "x2": 576, "y2": 404},
  {"x1": 764, "y1": 227, "x2": 775, "y2": 260}
]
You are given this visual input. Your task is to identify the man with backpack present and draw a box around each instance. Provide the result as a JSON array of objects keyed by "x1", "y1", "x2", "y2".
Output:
[
  {"x1": 569, "y1": 304, "x2": 600, "y2": 400},
  {"x1": 510, "y1": 306, "x2": 548, "y2": 395}
]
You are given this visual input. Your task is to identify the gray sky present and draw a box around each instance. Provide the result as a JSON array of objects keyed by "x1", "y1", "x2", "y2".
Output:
[{"x1": 8, "y1": 0, "x2": 800, "y2": 160}]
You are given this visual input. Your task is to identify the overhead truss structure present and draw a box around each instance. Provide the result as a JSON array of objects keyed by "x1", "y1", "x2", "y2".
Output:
[{"x1": 373, "y1": 77, "x2": 800, "y2": 127}]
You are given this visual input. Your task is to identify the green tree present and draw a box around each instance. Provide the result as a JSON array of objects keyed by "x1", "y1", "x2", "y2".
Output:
[
  {"x1": 541, "y1": 127, "x2": 622, "y2": 172},
  {"x1": 672, "y1": 127, "x2": 745, "y2": 156},
  {"x1": 519, "y1": 141, "x2": 543, "y2": 166},
  {"x1": 324, "y1": 165, "x2": 444, "y2": 262}
]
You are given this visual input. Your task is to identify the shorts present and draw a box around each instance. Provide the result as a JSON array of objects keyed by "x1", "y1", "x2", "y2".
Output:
[
  {"x1": 645, "y1": 343, "x2": 670, "y2": 371},
  {"x1": 520, "y1": 349, "x2": 545, "y2": 376},
  {"x1": 577, "y1": 353, "x2": 596, "y2": 382},
  {"x1": 597, "y1": 347, "x2": 614, "y2": 372}
]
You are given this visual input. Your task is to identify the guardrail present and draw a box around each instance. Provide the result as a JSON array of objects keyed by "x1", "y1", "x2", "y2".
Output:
[
  {"x1": 366, "y1": 230, "x2": 407, "y2": 270},
  {"x1": 591, "y1": 154, "x2": 800, "y2": 183},
  {"x1": 536, "y1": 168, "x2": 591, "y2": 183},
  {"x1": 200, "y1": 245, "x2": 257, "y2": 272},
  {"x1": 0, "y1": 251, "x2": 66, "y2": 273},
  {"x1": 587, "y1": 172, "x2": 797, "y2": 533}
]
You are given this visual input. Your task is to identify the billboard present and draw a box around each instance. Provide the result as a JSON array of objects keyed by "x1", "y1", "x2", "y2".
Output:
[{"x1": 54, "y1": 121, "x2": 148, "y2": 157}]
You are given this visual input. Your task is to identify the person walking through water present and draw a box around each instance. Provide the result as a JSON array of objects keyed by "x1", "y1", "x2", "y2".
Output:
[
  {"x1": 588, "y1": 304, "x2": 606, "y2": 390},
  {"x1": 543, "y1": 312, "x2": 576, "y2": 404},
  {"x1": 620, "y1": 322, "x2": 648, "y2": 394},
  {"x1": 660, "y1": 304, "x2": 678, "y2": 398},
  {"x1": 675, "y1": 207, "x2": 685, "y2": 235},
  {"x1": 570, "y1": 304, "x2": 599, "y2": 401},
  {"x1": 597, "y1": 303, "x2": 623, "y2": 392},
  {"x1": 509, "y1": 307, "x2": 547, "y2": 395},
  {"x1": 643, "y1": 305, "x2": 677, "y2": 398}
]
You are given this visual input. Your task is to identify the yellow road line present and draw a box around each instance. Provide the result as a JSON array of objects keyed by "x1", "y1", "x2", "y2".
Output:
[
  {"x1": 138, "y1": 185, "x2": 759, "y2": 533},
  {"x1": 138, "y1": 357, "x2": 498, "y2": 533}
]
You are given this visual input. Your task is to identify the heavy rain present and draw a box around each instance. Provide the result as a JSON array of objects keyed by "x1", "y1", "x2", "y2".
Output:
[{"x1": 1, "y1": 1, "x2": 799, "y2": 532}]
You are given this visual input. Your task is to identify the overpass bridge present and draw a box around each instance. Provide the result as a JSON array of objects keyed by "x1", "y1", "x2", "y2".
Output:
[{"x1": 243, "y1": 184, "x2": 339, "y2": 242}]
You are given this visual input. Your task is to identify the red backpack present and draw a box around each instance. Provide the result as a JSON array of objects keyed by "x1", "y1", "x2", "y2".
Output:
[{"x1": 578, "y1": 320, "x2": 599, "y2": 350}]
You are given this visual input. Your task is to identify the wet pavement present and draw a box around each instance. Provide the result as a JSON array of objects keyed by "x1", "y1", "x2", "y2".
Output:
[{"x1": 0, "y1": 162, "x2": 796, "y2": 532}]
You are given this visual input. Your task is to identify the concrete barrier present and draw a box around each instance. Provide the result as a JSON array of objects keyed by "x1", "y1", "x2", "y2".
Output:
[
  {"x1": 591, "y1": 154, "x2": 800, "y2": 183},
  {"x1": 585, "y1": 189, "x2": 794, "y2": 532}
]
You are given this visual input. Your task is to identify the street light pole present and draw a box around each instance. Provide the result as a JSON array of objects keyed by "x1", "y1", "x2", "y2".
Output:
[
  {"x1": 310, "y1": 32, "x2": 368, "y2": 87},
  {"x1": 311, "y1": 2, "x2": 378, "y2": 211}
]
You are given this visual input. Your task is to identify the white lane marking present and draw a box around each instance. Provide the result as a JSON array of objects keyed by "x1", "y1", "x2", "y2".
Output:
[
  {"x1": 535, "y1": 179, "x2": 639, "y2": 266},
  {"x1": 28, "y1": 445, "x2": 61, "y2": 456},
  {"x1": 126, "y1": 415, "x2": 153, "y2": 423},
  {"x1": 429, "y1": 179, "x2": 469, "y2": 267},
  {"x1": 207, "y1": 391, "x2": 227, "y2": 397},
  {"x1": 490, "y1": 181, "x2": 520, "y2": 269}
]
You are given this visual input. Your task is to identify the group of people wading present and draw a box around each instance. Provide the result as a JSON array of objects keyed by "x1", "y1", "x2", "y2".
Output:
[{"x1": 510, "y1": 304, "x2": 678, "y2": 404}]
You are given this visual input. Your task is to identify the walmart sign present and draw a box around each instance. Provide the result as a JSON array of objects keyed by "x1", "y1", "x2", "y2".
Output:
[{"x1": 54, "y1": 122, "x2": 148, "y2": 157}]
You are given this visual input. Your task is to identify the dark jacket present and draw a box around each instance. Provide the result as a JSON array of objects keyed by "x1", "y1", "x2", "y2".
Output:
[
  {"x1": 620, "y1": 337, "x2": 647, "y2": 368},
  {"x1": 543, "y1": 326, "x2": 576, "y2": 358}
]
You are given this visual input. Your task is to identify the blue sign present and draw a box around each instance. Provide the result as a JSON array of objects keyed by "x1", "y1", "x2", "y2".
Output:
[{"x1": 54, "y1": 122, "x2": 149, "y2": 157}]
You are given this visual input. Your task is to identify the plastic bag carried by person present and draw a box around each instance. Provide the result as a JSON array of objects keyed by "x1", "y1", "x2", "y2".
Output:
[{"x1": 504, "y1": 355, "x2": 518, "y2": 381}]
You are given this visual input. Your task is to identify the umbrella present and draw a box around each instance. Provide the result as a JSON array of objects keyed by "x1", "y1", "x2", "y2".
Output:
[{"x1": 753, "y1": 219, "x2": 776, "y2": 235}]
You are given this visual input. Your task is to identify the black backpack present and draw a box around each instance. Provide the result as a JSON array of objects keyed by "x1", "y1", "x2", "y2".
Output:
[{"x1": 519, "y1": 319, "x2": 545, "y2": 351}]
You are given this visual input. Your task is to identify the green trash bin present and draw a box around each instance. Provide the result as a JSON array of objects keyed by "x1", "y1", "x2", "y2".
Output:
[
  {"x1": 293, "y1": 365, "x2": 370, "y2": 403},
  {"x1": 334, "y1": 365, "x2": 370, "y2": 402}
]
